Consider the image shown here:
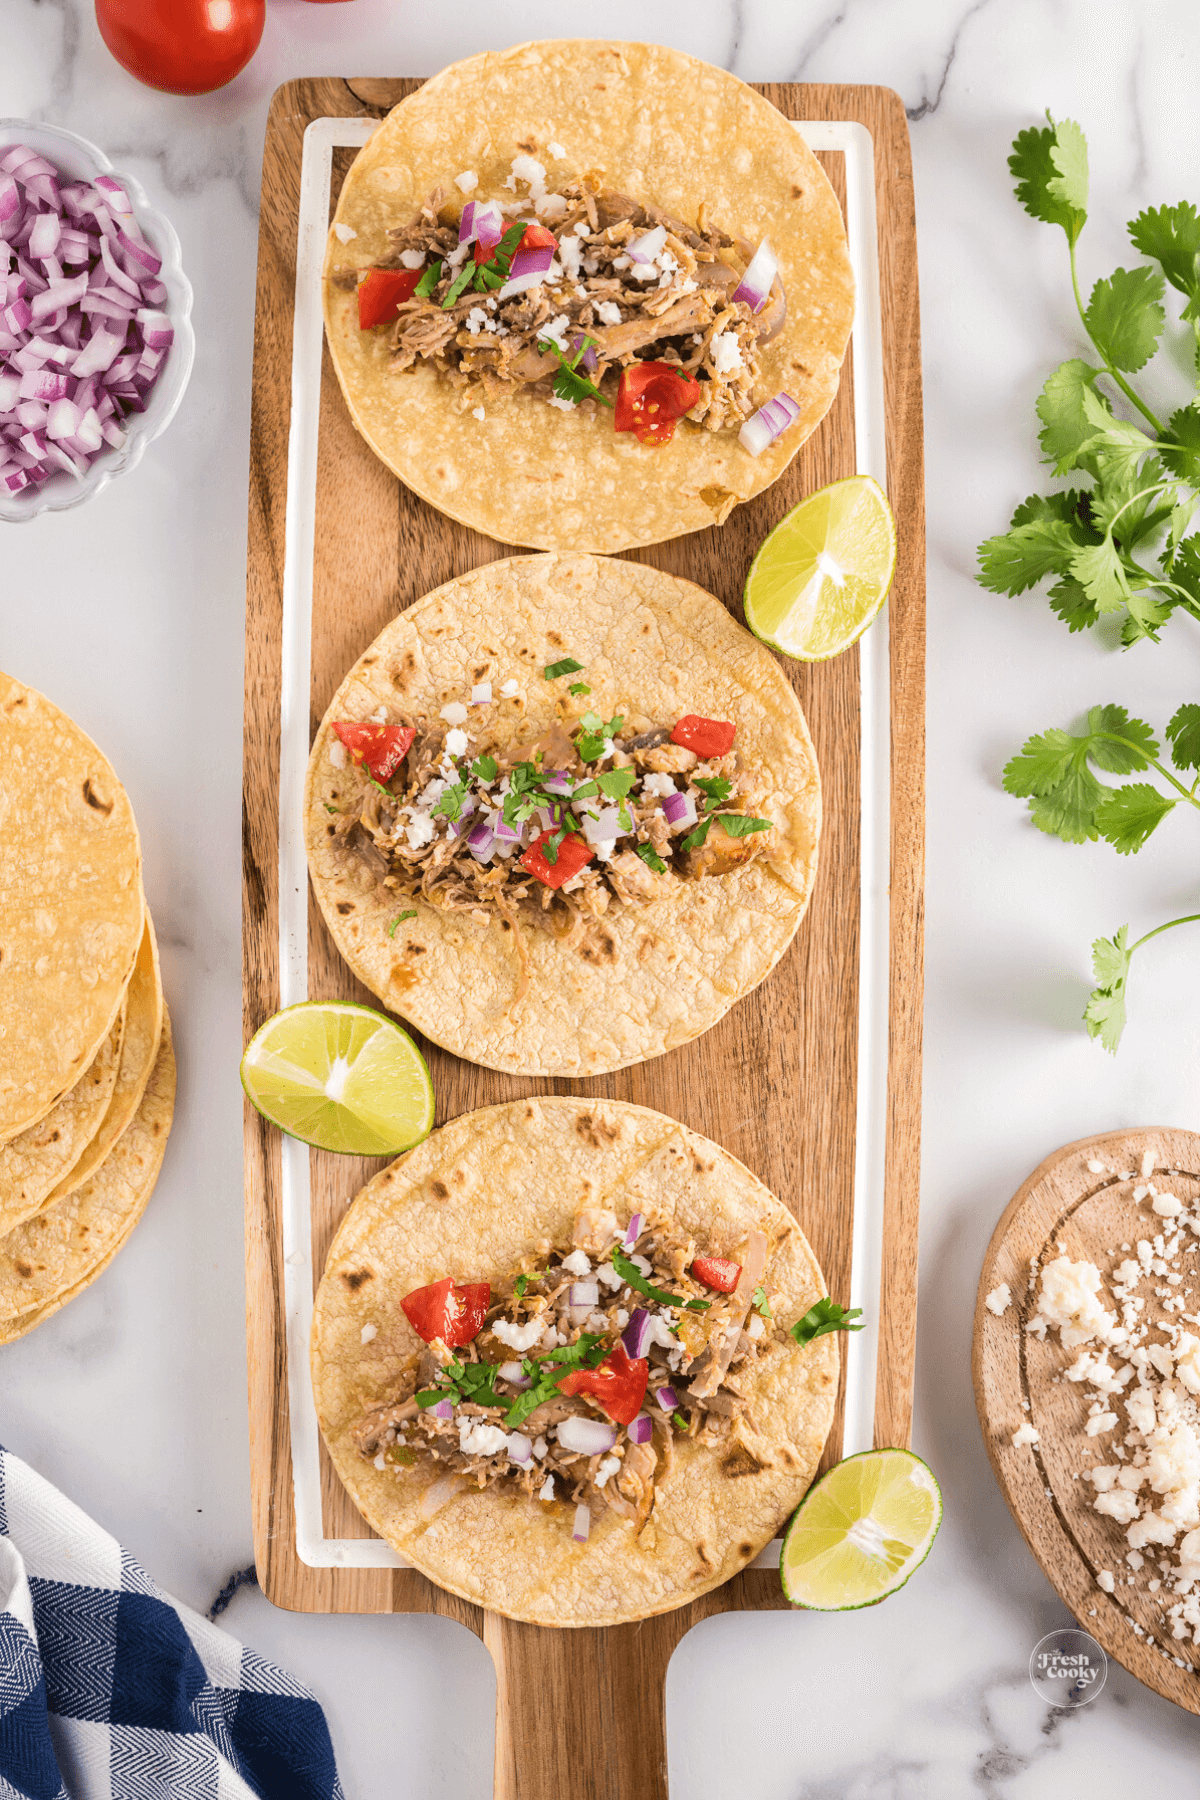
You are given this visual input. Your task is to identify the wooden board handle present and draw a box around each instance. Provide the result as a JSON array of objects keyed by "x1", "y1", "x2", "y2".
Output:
[{"x1": 485, "y1": 1612, "x2": 686, "y2": 1799}]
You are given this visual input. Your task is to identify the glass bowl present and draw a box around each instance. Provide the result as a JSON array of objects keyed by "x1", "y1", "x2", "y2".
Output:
[{"x1": 0, "y1": 119, "x2": 196, "y2": 523}]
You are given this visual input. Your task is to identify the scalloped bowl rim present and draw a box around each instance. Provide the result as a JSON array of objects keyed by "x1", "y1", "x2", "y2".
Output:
[{"x1": 0, "y1": 118, "x2": 196, "y2": 523}]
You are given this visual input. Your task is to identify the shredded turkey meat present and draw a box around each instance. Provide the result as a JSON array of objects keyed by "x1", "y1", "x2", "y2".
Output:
[
  {"x1": 352, "y1": 1208, "x2": 784, "y2": 1533},
  {"x1": 332, "y1": 177, "x2": 786, "y2": 431},
  {"x1": 322, "y1": 702, "x2": 773, "y2": 959}
]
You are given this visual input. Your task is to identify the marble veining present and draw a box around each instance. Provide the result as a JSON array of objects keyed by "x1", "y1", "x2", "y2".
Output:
[{"x1": 3, "y1": 2, "x2": 1200, "y2": 1795}]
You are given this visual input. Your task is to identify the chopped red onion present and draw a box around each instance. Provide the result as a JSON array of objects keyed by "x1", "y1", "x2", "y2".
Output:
[
  {"x1": 474, "y1": 201, "x2": 505, "y2": 250},
  {"x1": 627, "y1": 223, "x2": 667, "y2": 265},
  {"x1": 582, "y1": 806, "x2": 627, "y2": 847},
  {"x1": 428, "y1": 1399, "x2": 453, "y2": 1421},
  {"x1": 446, "y1": 793, "x2": 477, "y2": 837},
  {"x1": 543, "y1": 770, "x2": 575, "y2": 796},
  {"x1": 568, "y1": 1280, "x2": 599, "y2": 1309},
  {"x1": 738, "y1": 391, "x2": 802, "y2": 458},
  {"x1": 628, "y1": 1414, "x2": 654, "y2": 1446},
  {"x1": 623, "y1": 1214, "x2": 643, "y2": 1249},
  {"x1": 0, "y1": 143, "x2": 175, "y2": 496},
  {"x1": 492, "y1": 813, "x2": 521, "y2": 844},
  {"x1": 731, "y1": 238, "x2": 779, "y2": 314},
  {"x1": 621, "y1": 1307, "x2": 652, "y2": 1359},
  {"x1": 661, "y1": 789, "x2": 698, "y2": 831},
  {"x1": 498, "y1": 1361, "x2": 532, "y2": 1390},
  {"x1": 466, "y1": 818, "x2": 496, "y2": 862},
  {"x1": 497, "y1": 269, "x2": 550, "y2": 302},
  {"x1": 508, "y1": 243, "x2": 555, "y2": 283},
  {"x1": 654, "y1": 1385, "x2": 678, "y2": 1412},
  {"x1": 505, "y1": 1431, "x2": 534, "y2": 1465},
  {"x1": 557, "y1": 1417, "x2": 617, "y2": 1456},
  {"x1": 572, "y1": 1503, "x2": 591, "y2": 1544}
]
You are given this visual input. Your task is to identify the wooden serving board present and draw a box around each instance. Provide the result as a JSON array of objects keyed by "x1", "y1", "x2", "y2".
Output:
[
  {"x1": 243, "y1": 76, "x2": 923, "y2": 1797},
  {"x1": 974, "y1": 1128, "x2": 1200, "y2": 1715}
]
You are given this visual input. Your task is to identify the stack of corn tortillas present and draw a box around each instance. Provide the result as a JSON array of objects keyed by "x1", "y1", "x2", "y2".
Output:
[{"x1": 0, "y1": 674, "x2": 175, "y2": 1343}]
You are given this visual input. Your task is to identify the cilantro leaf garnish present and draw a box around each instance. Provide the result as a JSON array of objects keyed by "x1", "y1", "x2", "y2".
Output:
[
  {"x1": 595, "y1": 767, "x2": 635, "y2": 800},
  {"x1": 574, "y1": 714, "x2": 624, "y2": 763},
  {"x1": 1165, "y1": 703, "x2": 1200, "y2": 773},
  {"x1": 692, "y1": 775, "x2": 733, "y2": 809},
  {"x1": 681, "y1": 816, "x2": 713, "y2": 852},
  {"x1": 432, "y1": 779, "x2": 470, "y2": 822},
  {"x1": 544, "y1": 657, "x2": 585, "y2": 680},
  {"x1": 752, "y1": 1285, "x2": 772, "y2": 1320},
  {"x1": 635, "y1": 842, "x2": 667, "y2": 873},
  {"x1": 501, "y1": 1334, "x2": 609, "y2": 1429},
  {"x1": 611, "y1": 1245, "x2": 709, "y2": 1313},
  {"x1": 471, "y1": 223, "x2": 525, "y2": 294},
  {"x1": 470, "y1": 754, "x2": 498, "y2": 782},
  {"x1": 324, "y1": 802, "x2": 338, "y2": 814},
  {"x1": 672, "y1": 1410, "x2": 690, "y2": 1431},
  {"x1": 569, "y1": 682, "x2": 591, "y2": 696},
  {"x1": 790, "y1": 1297, "x2": 864, "y2": 1347},
  {"x1": 386, "y1": 911, "x2": 417, "y2": 936},
  {"x1": 536, "y1": 333, "x2": 614, "y2": 409},
  {"x1": 1009, "y1": 115, "x2": 1088, "y2": 244},
  {"x1": 440, "y1": 258, "x2": 477, "y2": 309},
  {"x1": 718, "y1": 814, "x2": 771, "y2": 838},
  {"x1": 513, "y1": 1274, "x2": 528, "y2": 1300},
  {"x1": 1084, "y1": 265, "x2": 1166, "y2": 375},
  {"x1": 414, "y1": 260, "x2": 443, "y2": 298},
  {"x1": 1000, "y1": 704, "x2": 1200, "y2": 853}
]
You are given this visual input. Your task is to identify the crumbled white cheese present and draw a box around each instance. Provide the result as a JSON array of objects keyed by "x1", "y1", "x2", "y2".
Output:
[
  {"x1": 1088, "y1": 1159, "x2": 1107, "y2": 1174},
  {"x1": 328, "y1": 739, "x2": 347, "y2": 770},
  {"x1": 492, "y1": 1317, "x2": 545, "y2": 1352},
  {"x1": 333, "y1": 222, "x2": 357, "y2": 243},
  {"x1": 596, "y1": 1262, "x2": 623, "y2": 1291},
  {"x1": 1154, "y1": 1193, "x2": 1185, "y2": 1219},
  {"x1": 748, "y1": 1314, "x2": 765, "y2": 1340},
  {"x1": 1097, "y1": 1569, "x2": 1116, "y2": 1592},
  {"x1": 500, "y1": 679, "x2": 520, "y2": 698},
  {"x1": 1012, "y1": 1423, "x2": 1040, "y2": 1448},
  {"x1": 459, "y1": 1419, "x2": 510, "y2": 1457},
  {"x1": 360, "y1": 1323, "x2": 377, "y2": 1344},
  {"x1": 399, "y1": 248, "x2": 425, "y2": 269},
  {"x1": 539, "y1": 313, "x2": 573, "y2": 353},
  {"x1": 532, "y1": 1436, "x2": 548, "y2": 1460},
  {"x1": 547, "y1": 395, "x2": 576, "y2": 411},
  {"x1": 547, "y1": 140, "x2": 567, "y2": 159},
  {"x1": 454, "y1": 170, "x2": 478, "y2": 193},
  {"x1": 446, "y1": 241, "x2": 470, "y2": 268},
  {"x1": 710, "y1": 331, "x2": 744, "y2": 376},
  {"x1": 535, "y1": 191, "x2": 568, "y2": 222},
  {"x1": 595, "y1": 1455, "x2": 622, "y2": 1489},
  {"x1": 640, "y1": 772, "x2": 676, "y2": 799},
  {"x1": 445, "y1": 727, "x2": 469, "y2": 757},
  {"x1": 630, "y1": 1254, "x2": 652, "y2": 1276},
  {"x1": 374, "y1": 1452, "x2": 386, "y2": 1469},
  {"x1": 644, "y1": 1315, "x2": 678, "y2": 1351},
  {"x1": 562, "y1": 1250, "x2": 592, "y2": 1277},
  {"x1": 440, "y1": 701, "x2": 469, "y2": 725},
  {"x1": 596, "y1": 300, "x2": 622, "y2": 326},
  {"x1": 370, "y1": 706, "x2": 387, "y2": 724},
  {"x1": 1142, "y1": 1149, "x2": 1157, "y2": 1177},
  {"x1": 538, "y1": 1475, "x2": 555, "y2": 1501},
  {"x1": 506, "y1": 153, "x2": 547, "y2": 192},
  {"x1": 405, "y1": 813, "x2": 435, "y2": 850},
  {"x1": 985, "y1": 1284, "x2": 1012, "y2": 1316},
  {"x1": 1027, "y1": 1256, "x2": 1116, "y2": 1348}
]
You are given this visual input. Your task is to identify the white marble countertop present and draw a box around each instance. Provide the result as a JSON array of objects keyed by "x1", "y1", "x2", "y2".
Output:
[{"x1": 4, "y1": 2, "x2": 1200, "y2": 1794}]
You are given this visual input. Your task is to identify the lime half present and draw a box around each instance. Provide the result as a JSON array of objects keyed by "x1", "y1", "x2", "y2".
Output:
[
  {"x1": 241, "y1": 1001, "x2": 434, "y2": 1156},
  {"x1": 780, "y1": 1448, "x2": 941, "y2": 1610},
  {"x1": 744, "y1": 474, "x2": 896, "y2": 661}
]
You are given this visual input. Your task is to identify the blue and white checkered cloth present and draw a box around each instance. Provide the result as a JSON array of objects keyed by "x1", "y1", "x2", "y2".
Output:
[{"x1": 0, "y1": 1446, "x2": 343, "y2": 1800}]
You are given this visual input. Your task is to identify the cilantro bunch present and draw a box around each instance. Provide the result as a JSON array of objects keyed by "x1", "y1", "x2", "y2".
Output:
[
  {"x1": 978, "y1": 116, "x2": 1200, "y2": 646},
  {"x1": 980, "y1": 117, "x2": 1200, "y2": 1050}
]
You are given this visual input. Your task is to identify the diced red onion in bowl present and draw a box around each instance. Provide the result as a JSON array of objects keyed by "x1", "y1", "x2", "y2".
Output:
[
  {"x1": 621, "y1": 1307, "x2": 652, "y2": 1359},
  {"x1": 654, "y1": 1385, "x2": 678, "y2": 1412},
  {"x1": 568, "y1": 1280, "x2": 599, "y2": 1309},
  {"x1": 623, "y1": 1213, "x2": 643, "y2": 1249},
  {"x1": 572, "y1": 1503, "x2": 592, "y2": 1544},
  {"x1": 628, "y1": 1414, "x2": 654, "y2": 1446},
  {"x1": 738, "y1": 391, "x2": 802, "y2": 458},
  {"x1": 557, "y1": 1417, "x2": 617, "y2": 1456},
  {"x1": 661, "y1": 790, "x2": 698, "y2": 832},
  {"x1": 0, "y1": 136, "x2": 180, "y2": 503},
  {"x1": 731, "y1": 238, "x2": 779, "y2": 314},
  {"x1": 626, "y1": 223, "x2": 667, "y2": 265}
]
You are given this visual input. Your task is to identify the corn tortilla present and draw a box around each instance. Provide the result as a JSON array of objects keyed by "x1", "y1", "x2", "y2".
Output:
[
  {"x1": 322, "y1": 39, "x2": 854, "y2": 553},
  {"x1": 304, "y1": 553, "x2": 820, "y2": 1076},
  {"x1": 312, "y1": 1097, "x2": 838, "y2": 1626},
  {"x1": 0, "y1": 1006, "x2": 124, "y2": 1238}
]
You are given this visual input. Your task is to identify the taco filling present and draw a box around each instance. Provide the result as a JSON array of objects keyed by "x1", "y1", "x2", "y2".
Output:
[
  {"x1": 352, "y1": 1206, "x2": 781, "y2": 1539},
  {"x1": 332, "y1": 166, "x2": 796, "y2": 450},
  {"x1": 323, "y1": 680, "x2": 773, "y2": 960}
]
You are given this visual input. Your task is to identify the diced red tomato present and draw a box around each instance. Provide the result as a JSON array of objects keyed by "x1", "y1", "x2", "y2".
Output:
[
  {"x1": 474, "y1": 222, "x2": 557, "y2": 266},
  {"x1": 670, "y1": 715, "x2": 736, "y2": 759},
  {"x1": 690, "y1": 1254, "x2": 742, "y2": 1293},
  {"x1": 614, "y1": 361, "x2": 701, "y2": 444},
  {"x1": 401, "y1": 1277, "x2": 491, "y2": 1348},
  {"x1": 331, "y1": 721, "x2": 416, "y2": 784},
  {"x1": 518, "y1": 828, "x2": 594, "y2": 890},
  {"x1": 556, "y1": 1342, "x2": 649, "y2": 1425},
  {"x1": 357, "y1": 267, "x2": 423, "y2": 330}
]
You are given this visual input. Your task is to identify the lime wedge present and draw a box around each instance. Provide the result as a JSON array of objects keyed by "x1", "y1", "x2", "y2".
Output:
[
  {"x1": 241, "y1": 1001, "x2": 434, "y2": 1156},
  {"x1": 780, "y1": 1448, "x2": 941, "y2": 1610},
  {"x1": 744, "y1": 474, "x2": 896, "y2": 660}
]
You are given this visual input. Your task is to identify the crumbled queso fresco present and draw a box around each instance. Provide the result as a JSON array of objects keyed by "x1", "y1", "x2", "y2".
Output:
[{"x1": 1000, "y1": 1149, "x2": 1200, "y2": 1664}]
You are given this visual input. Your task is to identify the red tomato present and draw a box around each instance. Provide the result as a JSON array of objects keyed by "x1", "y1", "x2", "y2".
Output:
[
  {"x1": 357, "y1": 268, "x2": 423, "y2": 330},
  {"x1": 331, "y1": 722, "x2": 415, "y2": 784},
  {"x1": 670, "y1": 715, "x2": 736, "y2": 758},
  {"x1": 690, "y1": 1254, "x2": 742, "y2": 1293},
  {"x1": 401, "y1": 1278, "x2": 491, "y2": 1348},
  {"x1": 614, "y1": 361, "x2": 701, "y2": 444},
  {"x1": 94, "y1": 0, "x2": 265, "y2": 96},
  {"x1": 557, "y1": 1343, "x2": 649, "y2": 1425},
  {"x1": 474, "y1": 222, "x2": 557, "y2": 266},
  {"x1": 518, "y1": 828, "x2": 594, "y2": 890}
]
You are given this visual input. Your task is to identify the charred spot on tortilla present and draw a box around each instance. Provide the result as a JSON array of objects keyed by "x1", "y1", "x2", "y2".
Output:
[
  {"x1": 14, "y1": 1260, "x2": 32, "y2": 1278},
  {"x1": 574, "y1": 1111, "x2": 620, "y2": 1150},
  {"x1": 336, "y1": 902, "x2": 355, "y2": 915},
  {"x1": 343, "y1": 1267, "x2": 374, "y2": 1290},
  {"x1": 82, "y1": 778, "x2": 114, "y2": 815},
  {"x1": 430, "y1": 1179, "x2": 450, "y2": 1200},
  {"x1": 722, "y1": 1446, "x2": 766, "y2": 1479},
  {"x1": 405, "y1": 942, "x2": 425, "y2": 956},
  {"x1": 739, "y1": 1540, "x2": 755, "y2": 1558}
]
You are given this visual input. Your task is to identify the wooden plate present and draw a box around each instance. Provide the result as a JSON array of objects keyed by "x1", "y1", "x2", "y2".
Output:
[{"x1": 973, "y1": 1126, "x2": 1200, "y2": 1713}]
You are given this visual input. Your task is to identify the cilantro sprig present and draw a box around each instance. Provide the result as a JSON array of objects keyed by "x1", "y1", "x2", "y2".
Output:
[
  {"x1": 536, "y1": 333, "x2": 614, "y2": 408},
  {"x1": 611, "y1": 1245, "x2": 709, "y2": 1313},
  {"x1": 790, "y1": 1297, "x2": 864, "y2": 1347},
  {"x1": 982, "y1": 115, "x2": 1200, "y2": 1052}
]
